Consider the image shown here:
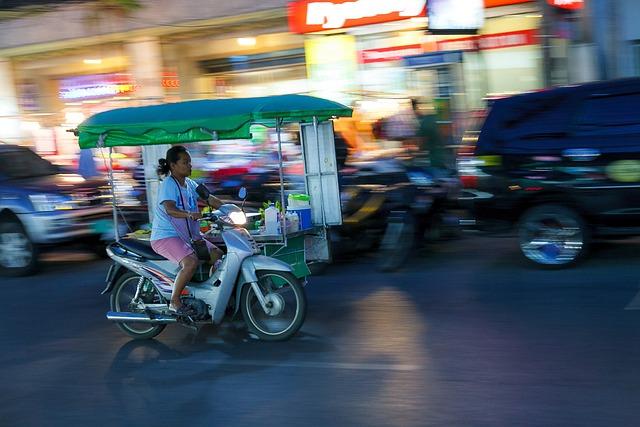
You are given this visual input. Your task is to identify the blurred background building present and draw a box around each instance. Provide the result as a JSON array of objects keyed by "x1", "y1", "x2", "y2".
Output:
[{"x1": 0, "y1": 0, "x2": 634, "y2": 159}]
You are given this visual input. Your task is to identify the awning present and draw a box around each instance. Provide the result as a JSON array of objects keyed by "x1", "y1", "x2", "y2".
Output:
[{"x1": 76, "y1": 94, "x2": 352, "y2": 148}]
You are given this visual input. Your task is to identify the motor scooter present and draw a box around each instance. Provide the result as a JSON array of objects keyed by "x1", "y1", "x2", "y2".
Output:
[
  {"x1": 376, "y1": 165, "x2": 462, "y2": 271},
  {"x1": 101, "y1": 187, "x2": 307, "y2": 341}
]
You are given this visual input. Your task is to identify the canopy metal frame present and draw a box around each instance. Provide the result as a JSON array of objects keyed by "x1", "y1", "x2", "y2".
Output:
[{"x1": 75, "y1": 95, "x2": 352, "y2": 252}]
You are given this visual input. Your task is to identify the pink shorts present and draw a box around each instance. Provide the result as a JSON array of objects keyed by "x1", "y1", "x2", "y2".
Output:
[{"x1": 151, "y1": 237, "x2": 215, "y2": 264}]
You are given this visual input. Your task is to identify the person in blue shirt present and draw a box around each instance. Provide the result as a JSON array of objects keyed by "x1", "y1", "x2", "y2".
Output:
[
  {"x1": 78, "y1": 148, "x2": 98, "y2": 179},
  {"x1": 150, "y1": 145, "x2": 223, "y2": 314}
]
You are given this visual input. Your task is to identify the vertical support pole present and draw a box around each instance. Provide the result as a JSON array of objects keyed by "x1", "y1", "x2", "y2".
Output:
[
  {"x1": 276, "y1": 118, "x2": 287, "y2": 247},
  {"x1": 539, "y1": 0, "x2": 553, "y2": 88},
  {"x1": 108, "y1": 146, "x2": 120, "y2": 242},
  {"x1": 313, "y1": 116, "x2": 327, "y2": 226}
]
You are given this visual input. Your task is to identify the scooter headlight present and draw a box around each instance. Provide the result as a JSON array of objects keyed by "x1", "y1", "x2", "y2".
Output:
[{"x1": 228, "y1": 211, "x2": 247, "y2": 225}]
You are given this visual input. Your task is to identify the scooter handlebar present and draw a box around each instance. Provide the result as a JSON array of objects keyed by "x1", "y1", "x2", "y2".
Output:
[{"x1": 201, "y1": 204, "x2": 246, "y2": 227}]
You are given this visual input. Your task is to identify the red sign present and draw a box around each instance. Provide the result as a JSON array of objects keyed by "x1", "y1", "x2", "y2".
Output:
[
  {"x1": 479, "y1": 29, "x2": 538, "y2": 49},
  {"x1": 359, "y1": 44, "x2": 424, "y2": 63},
  {"x1": 162, "y1": 72, "x2": 180, "y2": 89},
  {"x1": 484, "y1": 0, "x2": 533, "y2": 7},
  {"x1": 288, "y1": 0, "x2": 427, "y2": 34},
  {"x1": 437, "y1": 29, "x2": 538, "y2": 51},
  {"x1": 437, "y1": 36, "x2": 479, "y2": 52},
  {"x1": 547, "y1": 0, "x2": 583, "y2": 10}
]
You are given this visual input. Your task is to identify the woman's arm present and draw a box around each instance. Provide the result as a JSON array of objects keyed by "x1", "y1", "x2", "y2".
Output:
[
  {"x1": 162, "y1": 200, "x2": 202, "y2": 220},
  {"x1": 207, "y1": 194, "x2": 224, "y2": 209}
]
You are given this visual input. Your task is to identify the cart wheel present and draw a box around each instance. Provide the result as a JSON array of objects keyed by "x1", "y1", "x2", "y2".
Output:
[{"x1": 308, "y1": 261, "x2": 328, "y2": 276}]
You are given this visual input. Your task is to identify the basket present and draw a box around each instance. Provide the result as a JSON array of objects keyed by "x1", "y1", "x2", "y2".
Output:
[{"x1": 262, "y1": 234, "x2": 311, "y2": 278}]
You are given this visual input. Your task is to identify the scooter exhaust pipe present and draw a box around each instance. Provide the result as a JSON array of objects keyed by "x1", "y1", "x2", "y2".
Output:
[{"x1": 106, "y1": 311, "x2": 177, "y2": 324}]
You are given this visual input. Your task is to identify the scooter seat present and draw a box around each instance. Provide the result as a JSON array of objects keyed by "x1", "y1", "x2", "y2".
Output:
[{"x1": 117, "y1": 238, "x2": 166, "y2": 260}]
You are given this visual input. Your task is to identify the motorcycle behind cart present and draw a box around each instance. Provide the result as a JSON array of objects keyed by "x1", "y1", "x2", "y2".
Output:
[{"x1": 73, "y1": 94, "x2": 351, "y2": 340}]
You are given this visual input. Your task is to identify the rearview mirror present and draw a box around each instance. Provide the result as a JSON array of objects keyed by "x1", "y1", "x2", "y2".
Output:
[
  {"x1": 238, "y1": 187, "x2": 247, "y2": 200},
  {"x1": 196, "y1": 183, "x2": 212, "y2": 201}
]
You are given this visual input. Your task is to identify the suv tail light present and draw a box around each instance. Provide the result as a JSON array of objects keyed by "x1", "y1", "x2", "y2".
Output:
[
  {"x1": 460, "y1": 174, "x2": 478, "y2": 189},
  {"x1": 457, "y1": 156, "x2": 486, "y2": 189},
  {"x1": 457, "y1": 130, "x2": 482, "y2": 189}
]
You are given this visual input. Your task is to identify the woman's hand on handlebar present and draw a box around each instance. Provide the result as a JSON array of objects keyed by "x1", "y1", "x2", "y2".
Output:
[{"x1": 188, "y1": 211, "x2": 203, "y2": 221}]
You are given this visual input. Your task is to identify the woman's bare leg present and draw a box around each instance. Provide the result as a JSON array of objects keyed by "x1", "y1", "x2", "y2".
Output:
[
  {"x1": 208, "y1": 246, "x2": 224, "y2": 277},
  {"x1": 171, "y1": 254, "x2": 198, "y2": 308},
  {"x1": 210, "y1": 246, "x2": 223, "y2": 264}
]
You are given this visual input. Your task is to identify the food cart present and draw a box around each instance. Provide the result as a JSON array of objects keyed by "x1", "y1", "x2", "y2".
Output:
[{"x1": 74, "y1": 94, "x2": 352, "y2": 277}]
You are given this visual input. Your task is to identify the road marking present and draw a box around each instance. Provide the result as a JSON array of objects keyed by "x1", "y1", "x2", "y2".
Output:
[{"x1": 164, "y1": 358, "x2": 421, "y2": 371}]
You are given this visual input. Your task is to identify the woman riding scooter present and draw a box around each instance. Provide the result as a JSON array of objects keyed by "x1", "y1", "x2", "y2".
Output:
[{"x1": 150, "y1": 145, "x2": 225, "y2": 315}]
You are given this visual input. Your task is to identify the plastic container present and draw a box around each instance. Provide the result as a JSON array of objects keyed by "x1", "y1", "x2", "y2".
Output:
[
  {"x1": 288, "y1": 194, "x2": 311, "y2": 209},
  {"x1": 285, "y1": 212, "x2": 299, "y2": 233},
  {"x1": 288, "y1": 207, "x2": 312, "y2": 230},
  {"x1": 264, "y1": 204, "x2": 280, "y2": 235}
]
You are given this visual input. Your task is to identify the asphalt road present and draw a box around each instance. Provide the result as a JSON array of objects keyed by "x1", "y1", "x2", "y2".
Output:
[{"x1": 1, "y1": 235, "x2": 640, "y2": 427}]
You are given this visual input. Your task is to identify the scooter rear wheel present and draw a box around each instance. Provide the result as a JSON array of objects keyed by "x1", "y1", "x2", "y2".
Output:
[
  {"x1": 241, "y1": 270, "x2": 306, "y2": 341},
  {"x1": 110, "y1": 272, "x2": 166, "y2": 340}
]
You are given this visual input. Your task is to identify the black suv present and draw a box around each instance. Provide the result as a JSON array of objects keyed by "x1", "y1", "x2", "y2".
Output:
[{"x1": 462, "y1": 78, "x2": 640, "y2": 267}]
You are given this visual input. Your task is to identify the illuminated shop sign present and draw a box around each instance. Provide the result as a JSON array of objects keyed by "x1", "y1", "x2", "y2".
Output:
[
  {"x1": 162, "y1": 72, "x2": 180, "y2": 89},
  {"x1": 359, "y1": 29, "x2": 537, "y2": 65},
  {"x1": 428, "y1": 0, "x2": 485, "y2": 34},
  {"x1": 484, "y1": 0, "x2": 532, "y2": 6},
  {"x1": 288, "y1": 0, "x2": 533, "y2": 34},
  {"x1": 478, "y1": 29, "x2": 537, "y2": 49},
  {"x1": 437, "y1": 29, "x2": 538, "y2": 51},
  {"x1": 547, "y1": 0, "x2": 583, "y2": 10},
  {"x1": 360, "y1": 44, "x2": 424, "y2": 63},
  {"x1": 288, "y1": 0, "x2": 427, "y2": 33},
  {"x1": 59, "y1": 73, "x2": 135, "y2": 101}
]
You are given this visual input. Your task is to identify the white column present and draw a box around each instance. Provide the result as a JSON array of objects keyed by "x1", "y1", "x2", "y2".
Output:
[
  {"x1": 163, "y1": 42, "x2": 198, "y2": 100},
  {"x1": 126, "y1": 37, "x2": 165, "y2": 102},
  {"x1": 0, "y1": 59, "x2": 22, "y2": 144},
  {"x1": 126, "y1": 37, "x2": 169, "y2": 223},
  {"x1": 142, "y1": 145, "x2": 169, "y2": 223}
]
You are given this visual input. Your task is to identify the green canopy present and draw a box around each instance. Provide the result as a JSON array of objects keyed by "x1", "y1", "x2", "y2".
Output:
[{"x1": 76, "y1": 94, "x2": 352, "y2": 149}]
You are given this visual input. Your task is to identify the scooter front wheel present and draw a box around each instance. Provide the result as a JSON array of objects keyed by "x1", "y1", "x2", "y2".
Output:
[{"x1": 241, "y1": 270, "x2": 306, "y2": 341}]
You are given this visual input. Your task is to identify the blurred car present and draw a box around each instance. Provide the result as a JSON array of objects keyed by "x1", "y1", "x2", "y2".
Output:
[
  {"x1": 461, "y1": 78, "x2": 640, "y2": 267},
  {"x1": 0, "y1": 144, "x2": 142, "y2": 276}
]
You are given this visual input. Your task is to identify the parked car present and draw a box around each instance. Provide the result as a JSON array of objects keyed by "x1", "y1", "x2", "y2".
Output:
[
  {"x1": 0, "y1": 144, "x2": 142, "y2": 276},
  {"x1": 461, "y1": 78, "x2": 640, "y2": 267}
]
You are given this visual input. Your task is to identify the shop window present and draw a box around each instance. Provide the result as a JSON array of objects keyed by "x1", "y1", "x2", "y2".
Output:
[{"x1": 200, "y1": 49, "x2": 306, "y2": 74}]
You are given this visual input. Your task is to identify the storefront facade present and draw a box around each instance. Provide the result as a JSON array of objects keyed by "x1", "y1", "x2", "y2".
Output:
[
  {"x1": 0, "y1": 0, "x2": 570, "y2": 154},
  {"x1": 284, "y1": 0, "x2": 546, "y2": 153},
  {"x1": 0, "y1": 0, "x2": 293, "y2": 154},
  {"x1": 288, "y1": 0, "x2": 543, "y2": 107}
]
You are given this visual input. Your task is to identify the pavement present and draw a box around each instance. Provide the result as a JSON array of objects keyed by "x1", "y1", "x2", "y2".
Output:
[{"x1": 1, "y1": 235, "x2": 640, "y2": 427}]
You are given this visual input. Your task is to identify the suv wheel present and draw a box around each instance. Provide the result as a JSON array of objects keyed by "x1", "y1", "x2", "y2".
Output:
[
  {"x1": 518, "y1": 204, "x2": 589, "y2": 268},
  {"x1": 0, "y1": 219, "x2": 38, "y2": 277}
]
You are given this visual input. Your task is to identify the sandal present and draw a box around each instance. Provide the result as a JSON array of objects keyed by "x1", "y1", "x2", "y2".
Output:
[{"x1": 169, "y1": 304, "x2": 196, "y2": 316}]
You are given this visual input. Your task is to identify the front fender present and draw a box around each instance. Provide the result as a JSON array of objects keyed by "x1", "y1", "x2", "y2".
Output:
[
  {"x1": 239, "y1": 255, "x2": 294, "y2": 284},
  {"x1": 233, "y1": 255, "x2": 295, "y2": 317}
]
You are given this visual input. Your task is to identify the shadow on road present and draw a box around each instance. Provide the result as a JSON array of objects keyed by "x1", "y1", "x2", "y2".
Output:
[{"x1": 104, "y1": 325, "x2": 334, "y2": 405}]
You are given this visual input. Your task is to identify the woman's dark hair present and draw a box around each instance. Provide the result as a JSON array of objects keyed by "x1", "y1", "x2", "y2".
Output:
[{"x1": 157, "y1": 145, "x2": 188, "y2": 176}]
